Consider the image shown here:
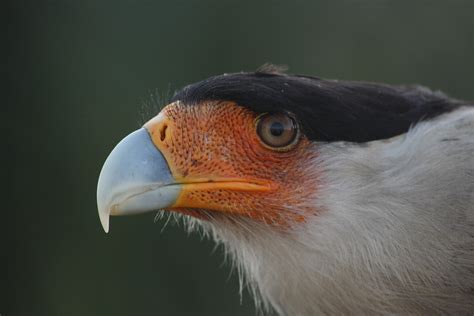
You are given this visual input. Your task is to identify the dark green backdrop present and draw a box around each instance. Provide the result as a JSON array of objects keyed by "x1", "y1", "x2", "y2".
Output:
[{"x1": 5, "y1": 1, "x2": 474, "y2": 315}]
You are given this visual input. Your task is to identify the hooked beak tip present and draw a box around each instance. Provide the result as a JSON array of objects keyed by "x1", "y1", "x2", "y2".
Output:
[{"x1": 99, "y1": 207, "x2": 110, "y2": 233}]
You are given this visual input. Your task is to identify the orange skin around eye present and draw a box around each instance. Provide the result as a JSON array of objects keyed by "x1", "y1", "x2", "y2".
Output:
[{"x1": 144, "y1": 101, "x2": 319, "y2": 226}]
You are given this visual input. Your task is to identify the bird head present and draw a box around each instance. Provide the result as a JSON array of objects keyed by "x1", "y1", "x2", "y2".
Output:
[
  {"x1": 97, "y1": 78, "x2": 321, "y2": 232},
  {"x1": 98, "y1": 69, "x2": 452, "y2": 232},
  {"x1": 96, "y1": 68, "x2": 470, "y2": 314}
]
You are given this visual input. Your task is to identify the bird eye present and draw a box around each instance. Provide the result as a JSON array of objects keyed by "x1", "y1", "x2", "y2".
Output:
[{"x1": 256, "y1": 113, "x2": 299, "y2": 150}]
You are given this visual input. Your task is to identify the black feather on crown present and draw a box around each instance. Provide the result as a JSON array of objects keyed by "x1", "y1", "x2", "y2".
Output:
[{"x1": 171, "y1": 66, "x2": 467, "y2": 142}]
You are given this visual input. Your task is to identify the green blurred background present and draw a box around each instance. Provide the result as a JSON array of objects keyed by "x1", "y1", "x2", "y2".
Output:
[{"x1": 4, "y1": 1, "x2": 474, "y2": 315}]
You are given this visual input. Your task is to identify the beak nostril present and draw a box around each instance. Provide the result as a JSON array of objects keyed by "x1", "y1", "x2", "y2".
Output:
[{"x1": 160, "y1": 124, "x2": 168, "y2": 142}]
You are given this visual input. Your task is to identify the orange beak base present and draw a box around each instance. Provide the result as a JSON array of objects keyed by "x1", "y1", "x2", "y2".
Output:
[{"x1": 144, "y1": 101, "x2": 319, "y2": 227}]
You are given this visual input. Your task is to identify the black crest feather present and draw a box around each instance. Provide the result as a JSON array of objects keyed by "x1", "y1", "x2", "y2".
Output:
[{"x1": 171, "y1": 70, "x2": 468, "y2": 142}]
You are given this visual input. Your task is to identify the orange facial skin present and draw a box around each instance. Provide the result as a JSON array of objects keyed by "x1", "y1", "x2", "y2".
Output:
[{"x1": 144, "y1": 101, "x2": 319, "y2": 227}]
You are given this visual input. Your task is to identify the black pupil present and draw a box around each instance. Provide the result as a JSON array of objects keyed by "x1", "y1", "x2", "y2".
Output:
[{"x1": 270, "y1": 122, "x2": 284, "y2": 136}]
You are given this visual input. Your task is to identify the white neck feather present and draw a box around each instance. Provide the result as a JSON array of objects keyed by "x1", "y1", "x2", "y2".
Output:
[{"x1": 193, "y1": 108, "x2": 474, "y2": 315}]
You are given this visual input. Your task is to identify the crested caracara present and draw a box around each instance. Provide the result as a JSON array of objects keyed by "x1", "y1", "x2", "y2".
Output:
[{"x1": 97, "y1": 67, "x2": 474, "y2": 315}]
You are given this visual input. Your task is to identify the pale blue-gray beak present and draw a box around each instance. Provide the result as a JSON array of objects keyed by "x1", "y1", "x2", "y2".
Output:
[{"x1": 96, "y1": 128, "x2": 181, "y2": 233}]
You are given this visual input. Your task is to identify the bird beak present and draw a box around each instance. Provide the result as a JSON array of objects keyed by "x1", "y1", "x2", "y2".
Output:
[{"x1": 96, "y1": 128, "x2": 181, "y2": 233}]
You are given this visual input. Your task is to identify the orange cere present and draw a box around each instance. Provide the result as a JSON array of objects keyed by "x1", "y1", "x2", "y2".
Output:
[{"x1": 144, "y1": 101, "x2": 319, "y2": 226}]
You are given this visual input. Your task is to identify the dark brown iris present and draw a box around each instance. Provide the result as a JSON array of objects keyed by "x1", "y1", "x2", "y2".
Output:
[{"x1": 256, "y1": 113, "x2": 299, "y2": 150}]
